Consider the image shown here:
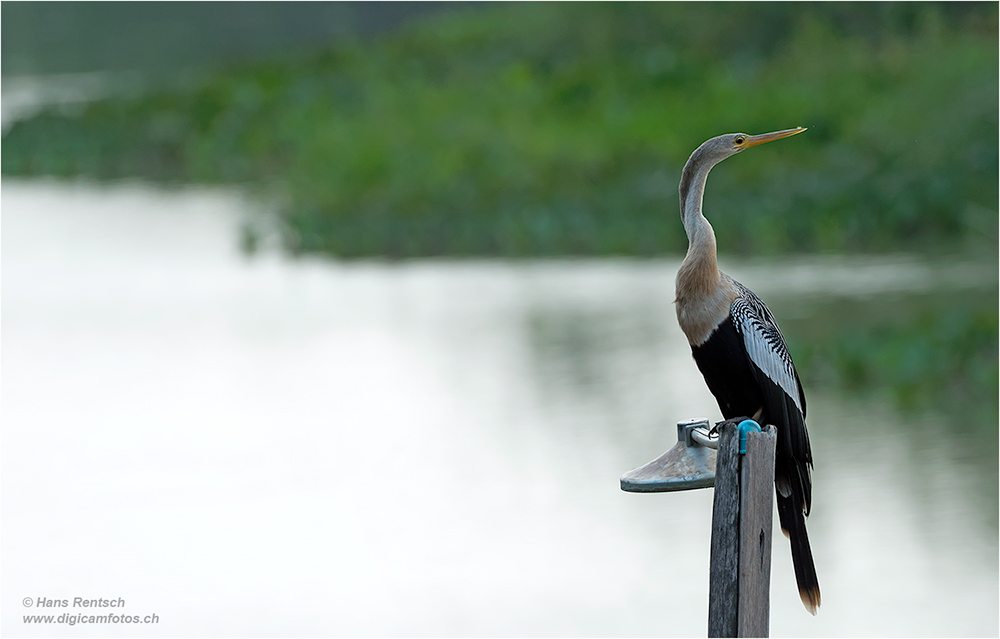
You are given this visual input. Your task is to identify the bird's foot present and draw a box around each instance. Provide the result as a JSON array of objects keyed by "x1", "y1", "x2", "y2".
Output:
[{"x1": 710, "y1": 416, "x2": 752, "y2": 436}]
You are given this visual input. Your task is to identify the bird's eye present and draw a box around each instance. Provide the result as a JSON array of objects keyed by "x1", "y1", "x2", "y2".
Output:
[{"x1": 735, "y1": 135, "x2": 746, "y2": 145}]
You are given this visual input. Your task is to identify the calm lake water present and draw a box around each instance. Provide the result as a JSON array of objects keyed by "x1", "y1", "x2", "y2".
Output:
[{"x1": 2, "y1": 180, "x2": 997, "y2": 637}]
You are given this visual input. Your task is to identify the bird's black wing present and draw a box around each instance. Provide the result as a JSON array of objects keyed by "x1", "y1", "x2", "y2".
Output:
[
  {"x1": 729, "y1": 279, "x2": 806, "y2": 417},
  {"x1": 729, "y1": 278, "x2": 812, "y2": 509}
]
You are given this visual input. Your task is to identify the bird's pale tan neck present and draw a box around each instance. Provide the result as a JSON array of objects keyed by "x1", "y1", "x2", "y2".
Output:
[
  {"x1": 675, "y1": 150, "x2": 735, "y2": 345},
  {"x1": 675, "y1": 243, "x2": 735, "y2": 345},
  {"x1": 677, "y1": 222, "x2": 720, "y2": 300}
]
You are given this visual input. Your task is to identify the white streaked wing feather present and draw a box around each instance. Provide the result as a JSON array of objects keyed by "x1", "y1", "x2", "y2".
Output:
[{"x1": 730, "y1": 280, "x2": 803, "y2": 414}]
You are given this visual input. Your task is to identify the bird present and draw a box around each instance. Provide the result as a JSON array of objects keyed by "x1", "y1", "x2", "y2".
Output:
[{"x1": 674, "y1": 127, "x2": 820, "y2": 614}]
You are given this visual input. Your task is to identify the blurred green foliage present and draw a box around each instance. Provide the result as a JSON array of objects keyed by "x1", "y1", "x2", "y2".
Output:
[
  {"x1": 1, "y1": 2, "x2": 455, "y2": 76},
  {"x1": 792, "y1": 298, "x2": 999, "y2": 507},
  {"x1": 784, "y1": 288, "x2": 998, "y2": 432},
  {"x1": 802, "y1": 309, "x2": 997, "y2": 409},
  {"x1": 3, "y1": 2, "x2": 998, "y2": 258}
]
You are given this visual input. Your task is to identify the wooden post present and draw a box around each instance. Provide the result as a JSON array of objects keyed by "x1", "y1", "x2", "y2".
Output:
[
  {"x1": 708, "y1": 423, "x2": 740, "y2": 637},
  {"x1": 738, "y1": 425, "x2": 776, "y2": 637},
  {"x1": 707, "y1": 422, "x2": 777, "y2": 638}
]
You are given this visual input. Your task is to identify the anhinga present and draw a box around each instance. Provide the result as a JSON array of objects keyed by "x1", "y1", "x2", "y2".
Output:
[{"x1": 675, "y1": 127, "x2": 820, "y2": 614}]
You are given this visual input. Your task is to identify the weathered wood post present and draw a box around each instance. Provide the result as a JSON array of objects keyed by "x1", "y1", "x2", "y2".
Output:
[
  {"x1": 620, "y1": 418, "x2": 777, "y2": 638},
  {"x1": 708, "y1": 421, "x2": 777, "y2": 638}
]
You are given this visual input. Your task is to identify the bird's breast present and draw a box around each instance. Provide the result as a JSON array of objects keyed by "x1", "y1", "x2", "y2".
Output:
[{"x1": 675, "y1": 274, "x2": 737, "y2": 346}]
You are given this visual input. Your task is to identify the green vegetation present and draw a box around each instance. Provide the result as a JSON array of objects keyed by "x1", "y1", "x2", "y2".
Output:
[
  {"x1": 801, "y1": 309, "x2": 996, "y2": 413},
  {"x1": 3, "y1": 3, "x2": 997, "y2": 258},
  {"x1": 784, "y1": 289, "x2": 998, "y2": 431}
]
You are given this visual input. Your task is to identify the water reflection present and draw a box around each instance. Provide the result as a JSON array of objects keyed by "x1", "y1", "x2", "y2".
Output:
[{"x1": 2, "y1": 181, "x2": 996, "y2": 637}]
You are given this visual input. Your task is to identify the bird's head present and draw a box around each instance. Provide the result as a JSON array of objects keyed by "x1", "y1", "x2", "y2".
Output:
[
  {"x1": 679, "y1": 127, "x2": 807, "y2": 223},
  {"x1": 695, "y1": 127, "x2": 807, "y2": 164}
]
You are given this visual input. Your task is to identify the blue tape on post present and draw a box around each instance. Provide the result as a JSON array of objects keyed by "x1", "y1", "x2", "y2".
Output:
[{"x1": 738, "y1": 419, "x2": 761, "y2": 454}]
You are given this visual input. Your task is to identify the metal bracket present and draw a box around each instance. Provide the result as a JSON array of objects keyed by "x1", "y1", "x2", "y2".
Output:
[{"x1": 620, "y1": 418, "x2": 719, "y2": 493}]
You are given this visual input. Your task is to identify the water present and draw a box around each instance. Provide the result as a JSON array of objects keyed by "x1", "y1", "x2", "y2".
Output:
[{"x1": 2, "y1": 180, "x2": 996, "y2": 637}]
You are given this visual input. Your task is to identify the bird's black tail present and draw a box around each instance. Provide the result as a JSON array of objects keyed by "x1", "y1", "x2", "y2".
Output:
[{"x1": 777, "y1": 493, "x2": 821, "y2": 614}]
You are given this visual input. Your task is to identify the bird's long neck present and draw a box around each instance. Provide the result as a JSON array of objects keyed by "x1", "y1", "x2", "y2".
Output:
[
  {"x1": 677, "y1": 156, "x2": 721, "y2": 299},
  {"x1": 675, "y1": 151, "x2": 734, "y2": 345}
]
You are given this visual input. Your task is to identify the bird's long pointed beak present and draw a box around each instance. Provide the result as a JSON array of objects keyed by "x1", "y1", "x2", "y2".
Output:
[{"x1": 743, "y1": 127, "x2": 807, "y2": 148}]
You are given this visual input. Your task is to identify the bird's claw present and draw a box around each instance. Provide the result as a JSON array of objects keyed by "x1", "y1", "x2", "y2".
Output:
[{"x1": 711, "y1": 416, "x2": 752, "y2": 436}]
